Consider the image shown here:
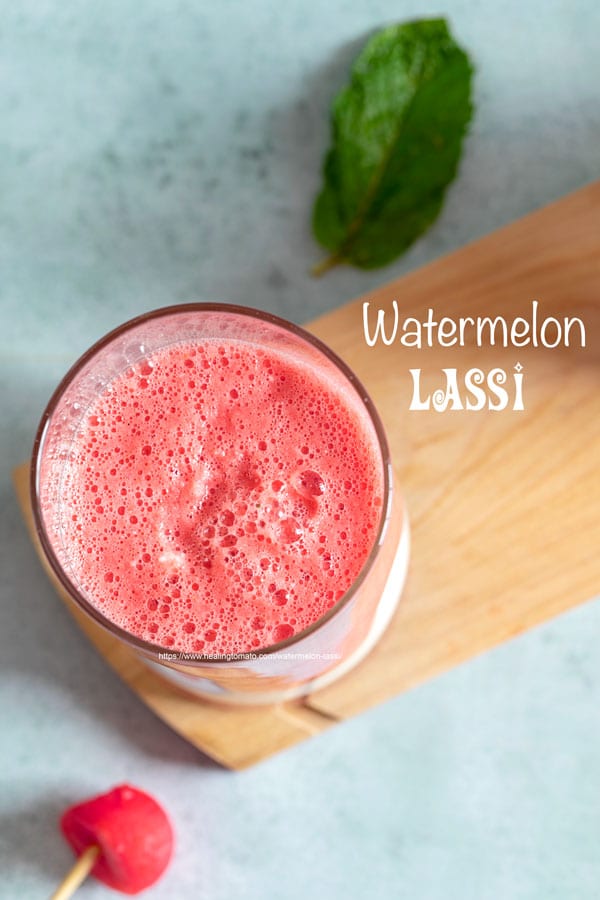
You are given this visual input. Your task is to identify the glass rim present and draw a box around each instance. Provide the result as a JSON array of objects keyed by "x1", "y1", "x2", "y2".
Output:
[{"x1": 31, "y1": 302, "x2": 394, "y2": 664}]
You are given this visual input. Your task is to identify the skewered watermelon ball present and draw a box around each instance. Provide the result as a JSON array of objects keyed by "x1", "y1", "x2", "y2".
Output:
[{"x1": 60, "y1": 784, "x2": 174, "y2": 894}]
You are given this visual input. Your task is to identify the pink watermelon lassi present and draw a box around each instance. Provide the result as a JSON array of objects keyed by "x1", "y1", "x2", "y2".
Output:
[{"x1": 33, "y1": 306, "x2": 406, "y2": 701}]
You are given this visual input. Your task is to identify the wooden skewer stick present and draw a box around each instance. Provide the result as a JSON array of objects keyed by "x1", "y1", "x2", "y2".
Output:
[{"x1": 51, "y1": 845, "x2": 100, "y2": 900}]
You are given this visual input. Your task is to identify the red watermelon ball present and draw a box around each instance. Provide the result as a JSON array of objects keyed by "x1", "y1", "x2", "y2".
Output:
[{"x1": 60, "y1": 784, "x2": 174, "y2": 894}]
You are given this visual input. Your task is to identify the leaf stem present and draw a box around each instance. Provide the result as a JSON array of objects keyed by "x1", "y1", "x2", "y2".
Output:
[{"x1": 310, "y1": 253, "x2": 343, "y2": 277}]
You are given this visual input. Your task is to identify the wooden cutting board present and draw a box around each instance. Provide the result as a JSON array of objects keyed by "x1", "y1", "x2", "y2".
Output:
[{"x1": 14, "y1": 180, "x2": 600, "y2": 769}]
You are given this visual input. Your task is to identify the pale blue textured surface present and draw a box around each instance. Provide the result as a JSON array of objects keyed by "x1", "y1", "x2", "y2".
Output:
[{"x1": 1, "y1": 2, "x2": 599, "y2": 898}]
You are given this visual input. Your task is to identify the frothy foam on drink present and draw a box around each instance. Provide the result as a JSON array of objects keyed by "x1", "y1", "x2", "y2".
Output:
[{"x1": 51, "y1": 340, "x2": 384, "y2": 654}]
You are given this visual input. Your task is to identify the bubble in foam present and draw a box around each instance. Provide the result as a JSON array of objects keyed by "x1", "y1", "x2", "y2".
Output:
[
  {"x1": 274, "y1": 589, "x2": 288, "y2": 606},
  {"x1": 279, "y1": 517, "x2": 302, "y2": 544},
  {"x1": 273, "y1": 623, "x2": 294, "y2": 642},
  {"x1": 295, "y1": 470, "x2": 324, "y2": 497}
]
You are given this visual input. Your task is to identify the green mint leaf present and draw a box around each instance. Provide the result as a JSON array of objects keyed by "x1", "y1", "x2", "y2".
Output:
[{"x1": 311, "y1": 18, "x2": 474, "y2": 274}]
